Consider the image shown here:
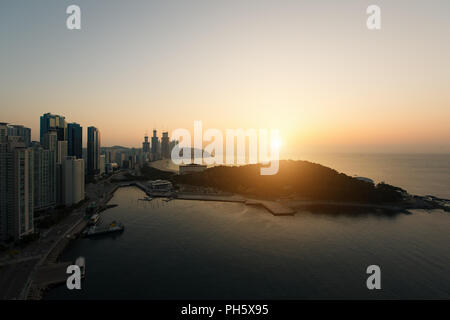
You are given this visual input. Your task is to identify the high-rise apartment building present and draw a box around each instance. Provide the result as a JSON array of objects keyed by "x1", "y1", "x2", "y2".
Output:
[
  {"x1": 41, "y1": 130, "x2": 58, "y2": 206},
  {"x1": 62, "y1": 157, "x2": 85, "y2": 206},
  {"x1": 42, "y1": 130, "x2": 58, "y2": 153},
  {"x1": 32, "y1": 143, "x2": 56, "y2": 211},
  {"x1": 0, "y1": 135, "x2": 34, "y2": 241}
]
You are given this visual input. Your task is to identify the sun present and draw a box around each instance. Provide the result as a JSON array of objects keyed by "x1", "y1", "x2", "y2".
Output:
[{"x1": 271, "y1": 136, "x2": 283, "y2": 151}]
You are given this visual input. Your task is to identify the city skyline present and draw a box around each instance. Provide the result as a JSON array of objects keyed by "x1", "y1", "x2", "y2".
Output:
[{"x1": 1, "y1": 1, "x2": 450, "y2": 154}]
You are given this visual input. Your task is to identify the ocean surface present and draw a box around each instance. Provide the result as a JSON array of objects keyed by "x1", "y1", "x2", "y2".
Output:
[{"x1": 46, "y1": 154, "x2": 450, "y2": 299}]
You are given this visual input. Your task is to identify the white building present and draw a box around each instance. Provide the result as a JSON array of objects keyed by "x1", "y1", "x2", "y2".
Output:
[{"x1": 62, "y1": 156, "x2": 85, "y2": 206}]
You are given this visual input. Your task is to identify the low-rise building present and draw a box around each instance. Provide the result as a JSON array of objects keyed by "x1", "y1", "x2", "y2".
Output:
[{"x1": 147, "y1": 180, "x2": 172, "y2": 192}]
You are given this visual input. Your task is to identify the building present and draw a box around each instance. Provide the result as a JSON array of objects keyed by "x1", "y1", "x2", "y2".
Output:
[
  {"x1": 87, "y1": 126, "x2": 101, "y2": 176},
  {"x1": 41, "y1": 130, "x2": 58, "y2": 153},
  {"x1": 57, "y1": 140, "x2": 68, "y2": 164},
  {"x1": 0, "y1": 123, "x2": 7, "y2": 142},
  {"x1": 161, "y1": 132, "x2": 170, "y2": 159},
  {"x1": 179, "y1": 163, "x2": 207, "y2": 175},
  {"x1": 147, "y1": 179, "x2": 172, "y2": 191},
  {"x1": 32, "y1": 143, "x2": 56, "y2": 211},
  {"x1": 354, "y1": 176, "x2": 375, "y2": 184},
  {"x1": 7, "y1": 125, "x2": 31, "y2": 147},
  {"x1": 0, "y1": 135, "x2": 34, "y2": 242},
  {"x1": 99, "y1": 154, "x2": 105, "y2": 175},
  {"x1": 67, "y1": 123, "x2": 82, "y2": 159},
  {"x1": 128, "y1": 155, "x2": 136, "y2": 169},
  {"x1": 143, "y1": 134, "x2": 150, "y2": 153},
  {"x1": 62, "y1": 156, "x2": 85, "y2": 206},
  {"x1": 40, "y1": 130, "x2": 58, "y2": 206},
  {"x1": 151, "y1": 129, "x2": 159, "y2": 160},
  {"x1": 40, "y1": 113, "x2": 66, "y2": 142},
  {"x1": 105, "y1": 162, "x2": 118, "y2": 174}
]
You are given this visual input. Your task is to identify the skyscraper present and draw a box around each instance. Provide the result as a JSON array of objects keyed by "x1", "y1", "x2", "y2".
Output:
[
  {"x1": 161, "y1": 132, "x2": 170, "y2": 159},
  {"x1": 142, "y1": 134, "x2": 150, "y2": 153},
  {"x1": 0, "y1": 135, "x2": 34, "y2": 241},
  {"x1": 87, "y1": 126, "x2": 101, "y2": 176},
  {"x1": 40, "y1": 113, "x2": 66, "y2": 142},
  {"x1": 67, "y1": 123, "x2": 82, "y2": 159},
  {"x1": 151, "y1": 129, "x2": 159, "y2": 160}
]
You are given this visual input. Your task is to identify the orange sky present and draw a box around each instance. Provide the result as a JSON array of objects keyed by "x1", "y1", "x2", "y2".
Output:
[{"x1": 1, "y1": 1, "x2": 449, "y2": 154}]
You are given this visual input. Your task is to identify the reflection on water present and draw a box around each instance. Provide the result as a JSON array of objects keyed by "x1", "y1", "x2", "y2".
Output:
[{"x1": 46, "y1": 186, "x2": 450, "y2": 299}]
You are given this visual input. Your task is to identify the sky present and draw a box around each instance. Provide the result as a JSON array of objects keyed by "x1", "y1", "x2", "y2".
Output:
[{"x1": 1, "y1": 0, "x2": 450, "y2": 155}]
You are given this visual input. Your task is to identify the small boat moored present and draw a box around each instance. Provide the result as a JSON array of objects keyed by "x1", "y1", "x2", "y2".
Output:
[{"x1": 83, "y1": 221, "x2": 125, "y2": 237}]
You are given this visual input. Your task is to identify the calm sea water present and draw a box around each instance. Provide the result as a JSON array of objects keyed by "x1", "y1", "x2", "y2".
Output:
[{"x1": 46, "y1": 154, "x2": 450, "y2": 299}]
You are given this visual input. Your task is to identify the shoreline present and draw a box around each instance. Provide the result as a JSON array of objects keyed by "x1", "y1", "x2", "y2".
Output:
[{"x1": 25, "y1": 178, "x2": 450, "y2": 300}]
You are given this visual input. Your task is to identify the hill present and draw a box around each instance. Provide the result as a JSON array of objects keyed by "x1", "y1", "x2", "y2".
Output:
[{"x1": 174, "y1": 160, "x2": 406, "y2": 203}]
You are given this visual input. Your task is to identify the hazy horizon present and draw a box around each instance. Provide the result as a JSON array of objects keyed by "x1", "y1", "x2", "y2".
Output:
[{"x1": 2, "y1": 0, "x2": 450, "y2": 154}]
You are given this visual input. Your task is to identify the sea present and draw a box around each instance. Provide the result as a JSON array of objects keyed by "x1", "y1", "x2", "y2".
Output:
[{"x1": 46, "y1": 153, "x2": 450, "y2": 299}]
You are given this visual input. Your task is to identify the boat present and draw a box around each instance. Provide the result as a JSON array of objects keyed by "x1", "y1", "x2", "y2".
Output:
[
  {"x1": 83, "y1": 221, "x2": 125, "y2": 237},
  {"x1": 74, "y1": 256, "x2": 86, "y2": 277},
  {"x1": 88, "y1": 213, "x2": 100, "y2": 226}
]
